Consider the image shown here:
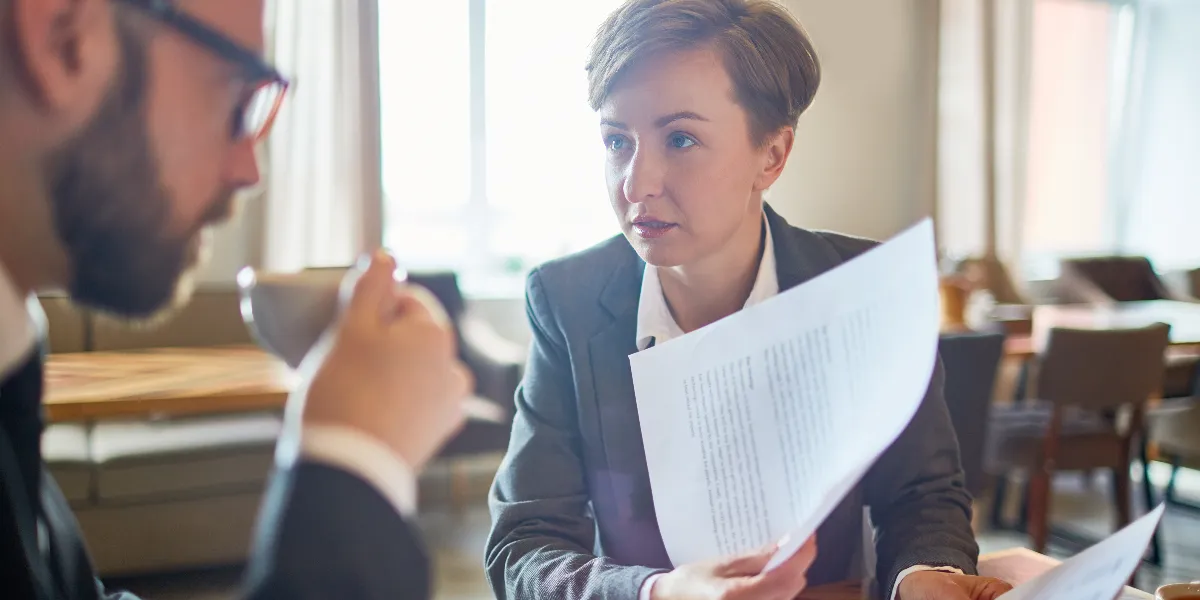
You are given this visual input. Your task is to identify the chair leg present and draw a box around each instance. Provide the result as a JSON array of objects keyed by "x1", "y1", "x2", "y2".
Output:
[
  {"x1": 1164, "y1": 457, "x2": 1182, "y2": 505},
  {"x1": 1142, "y1": 442, "x2": 1164, "y2": 566},
  {"x1": 1140, "y1": 438, "x2": 1155, "y2": 510},
  {"x1": 1027, "y1": 470, "x2": 1052, "y2": 553},
  {"x1": 1018, "y1": 478, "x2": 1031, "y2": 530},
  {"x1": 1113, "y1": 463, "x2": 1141, "y2": 583},
  {"x1": 990, "y1": 475, "x2": 1009, "y2": 529},
  {"x1": 1112, "y1": 466, "x2": 1133, "y2": 528}
]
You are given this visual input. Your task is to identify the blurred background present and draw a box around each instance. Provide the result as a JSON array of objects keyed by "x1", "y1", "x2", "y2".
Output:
[{"x1": 37, "y1": 0, "x2": 1200, "y2": 598}]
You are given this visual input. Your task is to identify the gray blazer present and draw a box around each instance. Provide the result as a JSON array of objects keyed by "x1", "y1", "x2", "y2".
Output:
[{"x1": 486, "y1": 205, "x2": 978, "y2": 599}]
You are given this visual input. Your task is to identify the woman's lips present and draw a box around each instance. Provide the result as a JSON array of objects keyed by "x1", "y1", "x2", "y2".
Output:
[{"x1": 631, "y1": 219, "x2": 678, "y2": 239}]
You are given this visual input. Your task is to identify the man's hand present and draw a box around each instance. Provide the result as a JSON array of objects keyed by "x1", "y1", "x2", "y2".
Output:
[
  {"x1": 651, "y1": 537, "x2": 817, "y2": 600},
  {"x1": 299, "y1": 250, "x2": 473, "y2": 471},
  {"x1": 897, "y1": 571, "x2": 1012, "y2": 600}
]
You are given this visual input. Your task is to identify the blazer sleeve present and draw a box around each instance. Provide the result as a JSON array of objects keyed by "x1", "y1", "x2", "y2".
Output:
[
  {"x1": 863, "y1": 356, "x2": 979, "y2": 595},
  {"x1": 485, "y1": 269, "x2": 663, "y2": 600},
  {"x1": 242, "y1": 461, "x2": 430, "y2": 600}
]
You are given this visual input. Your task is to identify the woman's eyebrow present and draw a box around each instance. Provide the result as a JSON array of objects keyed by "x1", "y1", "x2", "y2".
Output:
[
  {"x1": 654, "y1": 111, "x2": 709, "y2": 128},
  {"x1": 600, "y1": 111, "x2": 710, "y2": 130}
]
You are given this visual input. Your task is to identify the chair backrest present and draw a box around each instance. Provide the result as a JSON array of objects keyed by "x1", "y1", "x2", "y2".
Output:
[
  {"x1": 1151, "y1": 402, "x2": 1200, "y2": 464},
  {"x1": 1037, "y1": 324, "x2": 1170, "y2": 413},
  {"x1": 1188, "y1": 268, "x2": 1200, "y2": 300},
  {"x1": 406, "y1": 271, "x2": 466, "y2": 324},
  {"x1": 1059, "y1": 256, "x2": 1169, "y2": 303},
  {"x1": 302, "y1": 267, "x2": 467, "y2": 326},
  {"x1": 938, "y1": 331, "x2": 1007, "y2": 496},
  {"x1": 950, "y1": 256, "x2": 1028, "y2": 305}
]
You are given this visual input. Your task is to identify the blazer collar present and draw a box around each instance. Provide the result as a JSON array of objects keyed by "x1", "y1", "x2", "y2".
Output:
[
  {"x1": 598, "y1": 243, "x2": 644, "y2": 322},
  {"x1": 597, "y1": 202, "x2": 844, "y2": 322},
  {"x1": 764, "y1": 203, "x2": 844, "y2": 292}
]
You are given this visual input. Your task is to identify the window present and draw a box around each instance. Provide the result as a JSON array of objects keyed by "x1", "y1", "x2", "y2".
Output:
[
  {"x1": 1020, "y1": 0, "x2": 1135, "y2": 276},
  {"x1": 1116, "y1": 0, "x2": 1200, "y2": 270},
  {"x1": 939, "y1": 0, "x2": 1200, "y2": 279},
  {"x1": 378, "y1": 1, "x2": 624, "y2": 297},
  {"x1": 1023, "y1": 0, "x2": 1200, "y2": 275}
]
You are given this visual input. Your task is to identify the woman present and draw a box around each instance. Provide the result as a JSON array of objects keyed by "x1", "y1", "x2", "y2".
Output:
[{"x1": 486, "y1": 2, "x2": 1009, "y2": 600}]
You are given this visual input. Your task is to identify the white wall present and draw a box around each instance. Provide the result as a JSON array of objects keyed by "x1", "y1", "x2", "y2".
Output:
[
  {"x1": 195, "y1": 191, "x2": 265, "y2": 285},
  {"x1": 196, "y1": 214, "x2": 251, "y2": 284},
  {"x1": 772, "y1": 0, "x2": 940, "y2": 241}
]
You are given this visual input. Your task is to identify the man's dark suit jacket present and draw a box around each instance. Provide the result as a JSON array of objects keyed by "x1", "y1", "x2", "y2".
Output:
[
  {"x1": 0, "y1": 343, "x2": 430, "y2": 599},
  {"x1": 486, "y1": 204, "x2": 978, "y2": 599}
]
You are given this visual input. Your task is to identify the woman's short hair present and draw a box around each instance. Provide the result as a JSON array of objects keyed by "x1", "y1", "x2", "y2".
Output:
[{"x1": 586, "y1": 0, "x2": 821, "y2": 146}]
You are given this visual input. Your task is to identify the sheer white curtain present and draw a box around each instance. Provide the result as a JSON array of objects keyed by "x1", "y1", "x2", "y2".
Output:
[
  {"x1": 938, "y1": 0, "x2": 1153, "y2": 283},
  {"x1": 936, "y1": 0, "x2": 1034, "y2": 265},
  {"x1": 261, "y1": 0, "x2": 383, "y2": 272},
  {"x1": 1118, "y1": 0, "x2": 1200, "y2": 270}
]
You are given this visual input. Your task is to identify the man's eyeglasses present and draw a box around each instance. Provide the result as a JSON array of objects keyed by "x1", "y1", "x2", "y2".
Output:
[{"x1": 114, "y1": 0, "x2": 289, "y2": 142}]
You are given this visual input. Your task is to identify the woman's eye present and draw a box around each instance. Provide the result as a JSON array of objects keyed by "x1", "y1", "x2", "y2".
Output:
[
  {"x1": 669, "y1": 133, "x2": 697, "y2": 149},
  {"x1": 606, "y1": 135, "x2": 628, "y2": 152}
]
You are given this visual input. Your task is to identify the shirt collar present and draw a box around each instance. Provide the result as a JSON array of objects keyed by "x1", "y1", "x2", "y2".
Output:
[
  {"x1": 636, "y1": 212, "x2": 779, "y2": 351},
  {"x1": 0, "y1": 260, "x2": 38, "y2": 381}
]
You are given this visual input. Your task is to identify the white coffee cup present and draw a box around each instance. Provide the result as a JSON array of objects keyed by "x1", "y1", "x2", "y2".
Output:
[
  {"x1": 238, "y1": 266, "x2": 452, "y2": 369},
  {"x1": 1157, "y1": 582, "x2": 1200, "y2": 600},
  {"x1": 237, "y1": 268, "x2": 347, "y2": 369}
]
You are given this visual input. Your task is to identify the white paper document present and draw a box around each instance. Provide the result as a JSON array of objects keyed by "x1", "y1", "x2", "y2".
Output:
[
  {"x1": 998, "y1": 504, "x2": 1165, "y2": 600},
  {"x1": 629, "y1": 219, "x2": 941, "y2": 569}
]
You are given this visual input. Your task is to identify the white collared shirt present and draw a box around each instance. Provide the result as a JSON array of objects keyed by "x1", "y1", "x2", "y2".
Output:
[
  {"x1": 0, "y1": 258, "x2": 415, "y2": 519},
  {"x1": 0, "y1": 261, "x2": 37, "y2": 381},
  {"x1": 636, "y1": 213, "x2": 778, "y2": 351},
  {"x1": 632, "y1": 213, "x2": 954, "y2": 600}
]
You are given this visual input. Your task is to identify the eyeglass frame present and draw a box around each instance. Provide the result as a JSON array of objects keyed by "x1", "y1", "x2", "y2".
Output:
[{"x1": 113, "y1": 0, "x2": 290, "y2": 142}]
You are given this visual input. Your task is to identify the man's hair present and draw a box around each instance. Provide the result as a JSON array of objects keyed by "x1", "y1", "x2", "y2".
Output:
[{"x1": 586, "y1": 0, "x2": 821, "y2": 146}]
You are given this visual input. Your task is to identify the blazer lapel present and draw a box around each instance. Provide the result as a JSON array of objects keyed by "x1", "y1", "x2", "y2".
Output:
[
  {"x1": 40, "y1": 470, "x2": 94, "y2": 600},
  {"x1": 765, "y1": 203, "x2": 844, "y2": 292},
  {"x1": 586, "y1": 254, "x2": 672, "y2": 568}
]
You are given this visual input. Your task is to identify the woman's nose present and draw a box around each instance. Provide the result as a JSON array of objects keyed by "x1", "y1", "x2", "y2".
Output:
[{"x1": 623, "y1": 148, "x2": 665, "y2": 204}]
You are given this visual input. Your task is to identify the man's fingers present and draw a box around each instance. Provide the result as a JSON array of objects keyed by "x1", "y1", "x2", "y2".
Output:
[
  {"x1": 344, "y1": 250, "x2": 398, "y2": 325},
  {"x1": 451, "y1": 362, "x2": 474, "y2": 403}
]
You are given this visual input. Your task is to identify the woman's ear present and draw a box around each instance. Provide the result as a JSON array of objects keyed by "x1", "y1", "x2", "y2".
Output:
[{"x1": 754, "y1": 127, "x2": 795, "y2": 192}]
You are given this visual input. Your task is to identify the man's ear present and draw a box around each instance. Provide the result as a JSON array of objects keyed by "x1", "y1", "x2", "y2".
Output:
[
  {"x1": 10, "y1": 0, "x2": 118, "y2": 127},
  {"x1": 753, "y1": 126, "x2": 795, "y2": 193}
]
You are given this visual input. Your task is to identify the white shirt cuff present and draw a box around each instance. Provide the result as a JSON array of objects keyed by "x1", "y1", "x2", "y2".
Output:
[
  {"x1": 890, "y1": 565, "x2": 964, "y2": 600},
  {"x1": 640, "y1": 573, "x2": 665, "y2": 600},
  {"x1": 292, "y1": 424, "x2": 418, "y2": 518}
]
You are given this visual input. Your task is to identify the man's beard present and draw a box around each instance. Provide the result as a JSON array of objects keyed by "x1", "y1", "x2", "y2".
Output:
[{"x1": 43, "y1": 22, "x2": 229, "y2": 319}]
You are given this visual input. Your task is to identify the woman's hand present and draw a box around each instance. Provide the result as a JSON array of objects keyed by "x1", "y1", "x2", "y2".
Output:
[
  {"x1": 651, "y1": 537, "x2": 817, "y2": 600},
  {"x1": 897, "y1": 571, "x2": 1013, "y2": 600}
]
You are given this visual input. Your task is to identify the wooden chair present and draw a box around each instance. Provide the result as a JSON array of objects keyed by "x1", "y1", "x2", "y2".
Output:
[
  {"x1": 985, "y1": 324, "x2": 1170, "y2": 552},
  {"x1": 1056, "y1": 257, "x2": 1199, "y2": 400},
  {"x1": 1149, "y1": 401, "x2": 1200, "y2": 509},
  {"x1": 1057, "y1": 256, "x2": 1185, "y2": 304},
  {"x1": 939, "y1": 331, "x2": 1007, "y2": 498}
]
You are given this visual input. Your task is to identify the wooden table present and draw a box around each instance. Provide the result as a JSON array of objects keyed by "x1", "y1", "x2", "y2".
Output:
[
  {"x1": 800, "y1": 547, "x2": 1154, "y2": 599},
  {"x1": 1004, "y1": 300, "x2": 1200, "y2": 358},
  {"x1": 44, "y1": 346, "x2": 506, "y2": 424}
]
